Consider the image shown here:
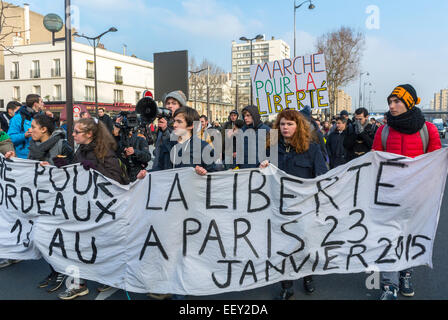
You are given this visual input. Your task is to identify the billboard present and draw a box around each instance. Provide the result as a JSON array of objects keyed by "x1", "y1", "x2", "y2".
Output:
[{"x1": 154, "y1": 50, "x2": 189, "y2": 102}]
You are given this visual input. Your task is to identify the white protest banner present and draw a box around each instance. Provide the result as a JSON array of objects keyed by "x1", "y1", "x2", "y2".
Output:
[
  {"x1": 0, "y1": 149, "x2": 447, "y2": 296},
  {"x1": 250, "y1": 53, "x2": 329, "y2": 116}
]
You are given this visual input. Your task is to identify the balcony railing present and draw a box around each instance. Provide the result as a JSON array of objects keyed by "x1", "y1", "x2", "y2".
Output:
[
  {"x1": 51, "y1": 68, "x2": 61, "y2": 77},
  {"x1": 86, "y1": 70, "x2": 95, "y2": 79},
  {"x1": 10, "y1": 71, "x2": 19, "y2": 79},
  {"x1": 115, "y1": 75, "x2": 123, "y2": 84},
  {"x1": 30, "y1": 69, "x2": 40, "y2": 78}
]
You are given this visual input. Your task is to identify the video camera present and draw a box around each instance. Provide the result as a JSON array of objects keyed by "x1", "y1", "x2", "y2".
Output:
[{"x1": 115, "y1": 111, "x2": 139, "y2": 130}]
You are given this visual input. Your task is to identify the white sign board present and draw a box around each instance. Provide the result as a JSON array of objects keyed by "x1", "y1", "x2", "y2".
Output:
[{"x1": 250, "y1": 53, "x2": 329, "y2": 115}]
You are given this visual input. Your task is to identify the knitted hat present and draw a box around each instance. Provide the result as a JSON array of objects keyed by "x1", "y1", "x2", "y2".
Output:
[
  {"x1": 164, "y1": 90, "x2": 187, "y2": 107},
  {"x1": 299, "y1": 105, "x2": 312, "y2": 119},
  {"x1": 387, "y1": 84, "x2": 421, "y2": 109},
  {"x1": 340, "y1": 110, "x2": 349, "y2": 117}
]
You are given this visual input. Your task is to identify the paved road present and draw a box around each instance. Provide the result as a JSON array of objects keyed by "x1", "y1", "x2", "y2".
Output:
[{"x1": 1, "y1": 140, "x2": 447, "y2": 300}]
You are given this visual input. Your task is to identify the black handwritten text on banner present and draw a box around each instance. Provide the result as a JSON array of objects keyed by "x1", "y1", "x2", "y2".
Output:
[{"x1": 0, "y1": 149, "x2": 447, "y2": 295}]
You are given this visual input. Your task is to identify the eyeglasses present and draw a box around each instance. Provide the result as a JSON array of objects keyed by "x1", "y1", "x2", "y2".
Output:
[{"x1": 73, "y1": 129, "x2": 84, "y2": 135}]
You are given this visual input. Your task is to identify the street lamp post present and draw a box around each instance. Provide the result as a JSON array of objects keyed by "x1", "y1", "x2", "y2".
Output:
[
  {"x1": 369, "y1": 90, "x2": 376, "y2": 113},
  {"x1": 294, "y1": 0, "x2": 315, "y2": 57},
  {"x1": 363, "y1": 82, "x2": 372, "y2": 109},
  {"x1": 358, "y1": 71, "x2": 369, "y2": 108},
  {"x1": 239, "y1": 34, "x2": 263, "y2": 106},
  {"x1": 43, "y1": 1, "x2": 74, "y2": 147},
  {"x1": 73, "y1": 27, "x2": 117, "y2": 116},
  {"x1": 189, "y1": 68, "x2": 207, "y2": 110},
  {"x1": 207, "y1": 66, "x2": 210, "y2": 120}
]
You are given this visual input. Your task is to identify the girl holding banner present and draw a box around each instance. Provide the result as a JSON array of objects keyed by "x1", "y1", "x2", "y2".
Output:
[
  {"x1": 260, "y1": 109, "x2": 328, "y2": 300},
  {"x1": 56, "y1": 117, "x2": 130, "y2": 299}
]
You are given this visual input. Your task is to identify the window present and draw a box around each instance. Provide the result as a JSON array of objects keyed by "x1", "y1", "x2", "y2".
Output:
[
  {"x1": 115, "y1": 67, "x2": 123, "y2": 84},
  {"x1": 13, "y1": 86, "x2": 21, "y2": 101},
  {"x1": 52, "y1": 59, "x2": 61, "y2": 77},
  {"x1": 54, "y1": 85, "x2": 62, "y2": 100},
  {"x1": 33, "y1": 85, "x2": 41, "y2": 96},
  {"x1": 135, "y1": 91, "x2": 141, "y2": 104},
  {"x1": 86, "y1": 61, "x2": 94, "y2": 79},
  {"x1": 114, "y1": 89, "x2": 123, "y2": 103},
  {"x1": 85, "y1": 86, "x2": 95, "y2": 101},
  {"x1": 11, "y1": 62, "x2": 19, "y2": 79},
  {"x1": 31, "y1": 60, "x2": 40, "y2": 78}
]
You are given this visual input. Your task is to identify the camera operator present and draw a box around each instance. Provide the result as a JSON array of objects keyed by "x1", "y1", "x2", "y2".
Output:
[
  {"x1": 151, "y1": 90, "x2": 187, "y2": 171},
  {"x1": 113, "y1": 114, "x2": 151, "y2": 182}
]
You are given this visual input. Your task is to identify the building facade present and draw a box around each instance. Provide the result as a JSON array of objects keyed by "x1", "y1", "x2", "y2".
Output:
[
  {"x1": 0, "y1": 2, "x2": 67, "y2": 80},
  {"x1": 189, "y1": 72, "x2": 232, "y2": 105},
  {"x1": 231, "y1": 36, "x2": 290, "y2": 112},
  {"x1": 188, "y1": 99, "x2": 234, "y2": 123},
  {"x1": 434, "y1": 92, "x2": 441, "y2": 111},
  {"x1": 334, "y1": 89, "x2": 352, "y2": 115},
  {"x1": 433, "y1": 89, "x2": 448, "y2": 112},
  {"x1": 0, "y1": 41, "x2": 154, "y2": 113}
]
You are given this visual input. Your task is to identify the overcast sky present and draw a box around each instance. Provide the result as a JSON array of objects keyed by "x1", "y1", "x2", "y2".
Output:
[{"x1": 12, "y1": 0, "x2": 448, "y2": 112}]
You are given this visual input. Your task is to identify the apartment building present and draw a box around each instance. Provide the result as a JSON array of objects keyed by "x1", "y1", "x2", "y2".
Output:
[
  {"x1": 231, "y1": 36, "x2": 290, "y2": 111},
  {"x1": 0, "y1": 41, "x2": 154, "y2": 113},
  {"x1": 0, "y1": 2, "x2": 67, "y2": 80}
]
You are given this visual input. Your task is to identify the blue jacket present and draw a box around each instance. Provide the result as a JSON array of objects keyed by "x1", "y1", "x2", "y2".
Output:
[
  {"x1": 7, "y1": 106, "x2": 33, "y2": 159},
  {"x1": 277, "y1": 138, "x2": 328, "y2": 179},
  {"x1": 239, "y1": 105, "x2": 271, "y2": 169}
]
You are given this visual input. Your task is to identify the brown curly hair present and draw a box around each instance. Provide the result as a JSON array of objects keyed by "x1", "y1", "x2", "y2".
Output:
[
  {"x1": 272, "y1": 109, "x2": 312, "y2": 153},
  {"x1": 75, "y1": 118, "x2": 117, "y2": 162}
]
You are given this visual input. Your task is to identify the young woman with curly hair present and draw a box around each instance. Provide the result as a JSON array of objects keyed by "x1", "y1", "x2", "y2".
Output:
[{"x1": 260, "y1": 109, "x2": 328, "y2": 300}]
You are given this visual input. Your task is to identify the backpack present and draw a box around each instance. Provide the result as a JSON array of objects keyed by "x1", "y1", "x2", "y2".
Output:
[{"x1": 381, "y1": 124, "x2": 429, "y2": 153}]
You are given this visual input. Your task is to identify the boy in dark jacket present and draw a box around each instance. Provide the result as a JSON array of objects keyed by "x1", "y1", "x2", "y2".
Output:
[
  {"x1": 326, "y1": 117, "x2": 349, "y2": 169},
  {"x1": 238, "y1": 105, "x2": 270, "y2": 169},
  {"x1": 147, "y1": 106, "x2": 215, "y2": 300}
]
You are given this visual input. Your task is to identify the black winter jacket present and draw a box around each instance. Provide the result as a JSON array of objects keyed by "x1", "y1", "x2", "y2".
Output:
[
  {"x1": 326, "y1": 130, "x2": 348, "y2": 169},
  {"x1": 115, "y1": 133, "x2": 151, "y2": 182},
  {"x1": 73, "y1": 142, "x2": 129, "y2": 185},
  {"x1": 343, "y1": 123, "x2": 376, "y2": 161},
  {"x1": 277, "y1": 138, "x2": 328, "y2": 179},
  {"x1": 170, "y1": 135, "x2": 216, "y2": 172}
]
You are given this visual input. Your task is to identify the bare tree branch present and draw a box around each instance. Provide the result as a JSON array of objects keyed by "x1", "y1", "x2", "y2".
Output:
[
  {"x1": 189, "y1": 57, "x2": 230, "y2": 103},
  {"x1": 0, "y1": 1, "x2": 26, "y2": 56},
  {"x1": 316, "y1": 26, "x2": 365, "y2": 115}
]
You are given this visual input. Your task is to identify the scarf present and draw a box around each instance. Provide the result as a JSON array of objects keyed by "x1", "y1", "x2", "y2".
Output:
[
  {"x1": 0, "y1": 131, "x2": 10, "y2": 142},
  {"x1": 28, "y1": 130, "x2": 65, "y2": 160},
  {"x1": 385, "y1": 107, "x2": 425, "y2": 134}
]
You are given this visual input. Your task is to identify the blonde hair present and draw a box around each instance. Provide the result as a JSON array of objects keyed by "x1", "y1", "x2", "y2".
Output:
[{"x1": 76, "y1": 118, "x2": 117, "y2": 162}]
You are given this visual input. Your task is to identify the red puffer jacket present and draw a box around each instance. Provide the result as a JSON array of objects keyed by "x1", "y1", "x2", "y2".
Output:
[{"x1": 372, "y1": 122, "x2": 441, "y2": 157}]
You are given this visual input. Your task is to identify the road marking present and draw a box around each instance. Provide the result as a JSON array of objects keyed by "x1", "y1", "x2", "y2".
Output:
[{"x1": 95, "y1": 288, "x2": 119, "y2": 300}]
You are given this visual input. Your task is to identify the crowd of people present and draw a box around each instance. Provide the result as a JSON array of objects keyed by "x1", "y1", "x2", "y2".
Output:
[{"x1": 0, "y1": 83, "x2": 442, "y2": 300}]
